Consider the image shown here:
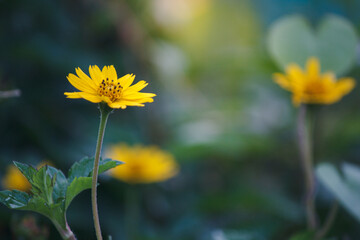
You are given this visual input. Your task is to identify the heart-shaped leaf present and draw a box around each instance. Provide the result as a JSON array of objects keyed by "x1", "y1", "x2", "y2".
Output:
[
  {"x1": 316, "y1": 162, "x2": 360, "y2": 223},
  {"x1": 267, "y1": 14, "x2": 357, "y2": 75}
]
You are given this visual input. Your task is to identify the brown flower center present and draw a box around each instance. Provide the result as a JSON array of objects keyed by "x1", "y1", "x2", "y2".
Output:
[
  {"x1": 97, "y1": 78, "x2": 123, "y2": 101},
  {"x1": 304, "y1": 80, "x2": 328, "y2": 95}
]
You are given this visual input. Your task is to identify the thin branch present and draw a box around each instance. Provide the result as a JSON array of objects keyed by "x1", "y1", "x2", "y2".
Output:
[
  {"x1": 0, "y1": 89, "x2": 21, "y2": 99},
  {"x1": 297, "y1": 104, "x2": 317, "y2": 229}
]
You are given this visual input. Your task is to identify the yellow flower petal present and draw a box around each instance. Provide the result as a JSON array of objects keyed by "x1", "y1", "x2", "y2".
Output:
[
  {"x1": 101, "y1": 66, "x2": 110, "y2": 79},
  {"x1": 273, "y1": 57, "x2": 355, "y2": 106},
  {"x1": 107, "y1": 65, "x2": 118, "y2": 81},
  {"x1": 286, "y1": 64, "x2": 305, "y2": 84},
  {"x1": 64, "y1": 92, "x2": 82, "y2": 98},
  {"x1": 77, "y1": 92, "x2": 103, "y2": 103},
  {"x1": 273, "y1": 73, "x2": 291, "y2": 91},
  {"x1": 75, "y1": 67, "x2": 98, "y2": 89},
  {"x1": 109, "y1": 100, "x2": 145, "y2": 109},
  {"x1": 89, "y1": 65, "x2": 103, "y2": 85},
  {"x1": 2, "y1": 166, "x2": 31, "y2": 192},
  {"x1": 306, "y1": 57, "x2": 320, "y2": 79},
  {"x1": 119, "y1": 74, "x2": 135, "y2": 89},
  {"x1": 106, "y1": 144, "x2": 179, "y2": 184},
  {"x1": 65, "y1": 66, "x2": 155, "y2": 109},
  {"x1": 125, "y1": 81, "x2": 148, "y2": 93},
  {"x1": 122, "y1": 92, "x2": 157, "y2": 99},
  {"x1": 67, "y1": 74, "x2": 97, "y2": 93},
  {"x1": 336, "y1": 77, "x2": 356, "y2": 95},
  {"x1": 321, "y1": 72, "x2": 336, "y2": 83}
]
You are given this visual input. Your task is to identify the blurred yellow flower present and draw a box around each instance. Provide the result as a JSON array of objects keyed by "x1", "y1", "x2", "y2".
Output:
[
  {"x1": 273, "y1": 57, "x2": 355, "y2": 106},
  {"x1": 106, "y1": 144, "x2": 179, "y2": 184},
  {"x1": 2, "y1": 161, "x2": 54, "y2": 192},
  {"x1": 2, "y1": 165, "x2": 31, "y2": 192},
  {"x1": 65, "y1": 65, "x2": 156, "y2": 109},
  {"x1": 37, "y1": 160, "x2": 54, "y2": 169}
]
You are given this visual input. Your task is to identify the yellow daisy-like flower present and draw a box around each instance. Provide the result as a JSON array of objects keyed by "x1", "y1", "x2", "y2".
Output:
[
  {"x1": 2, "y1": 161, "x2": 54, "y2": 192},
  {"x1": 65, "y1": 65, "x2": 156, "y2": 109},
  {"x1": 2, "y1": 165, "x2": 31, "y2": 192},
  {"x1": 273, "y1": 57, "x2": 355, "y2": 106},
  {"x1": 106, "y1": 144, "x2": 179, "y2": 184}
]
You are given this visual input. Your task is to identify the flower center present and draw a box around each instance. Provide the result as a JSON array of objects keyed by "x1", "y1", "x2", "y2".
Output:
[
  {"x1": 97, "y1": 78, "x2": 123, "y2": 101},
  {"x1": 304, "y1": 80, "x2": 328, "y2": 95}
]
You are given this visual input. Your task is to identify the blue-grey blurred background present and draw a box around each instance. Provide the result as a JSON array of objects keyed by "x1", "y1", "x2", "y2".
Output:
[{"x1": 1, "y1": 0, "x2": 360, "y2": 239}]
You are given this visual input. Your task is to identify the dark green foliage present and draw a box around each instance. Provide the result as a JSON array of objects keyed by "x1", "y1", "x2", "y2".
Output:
[
  {"x1": 0, "y1": 158, "x2": 122, "y2": 229},
  {"x1": 68, "y1": 156, "x2": 121, "y2": 182},
  {"x1": 0, "y1": 190, "x2": 30, "y2": 209},
  {"x1": 289, "y1": 231, "x2": 316, "y2": 240}
]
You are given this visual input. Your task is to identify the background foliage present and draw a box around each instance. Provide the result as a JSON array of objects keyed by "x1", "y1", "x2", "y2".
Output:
[{"x1": 1, "y1": 0, "x2": 360, "y2": 239}]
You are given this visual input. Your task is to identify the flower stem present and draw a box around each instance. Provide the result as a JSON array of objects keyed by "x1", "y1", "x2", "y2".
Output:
[
  {"x1": 297, "y1": 104, "x2": 317, "y2": 230},
  {"x1": 53, "y1": 221, "x2": 77, "y2": 240},
  {"x1": 92, "y1": 103, "x2": 112, "y2": 240}
]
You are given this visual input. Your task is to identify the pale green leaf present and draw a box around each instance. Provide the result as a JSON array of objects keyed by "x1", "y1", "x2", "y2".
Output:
[
  {"x1": 267, "y1": 14, "x2": 357, "y2": 75},
  {"x1": 316, "y1": 163, "x2": 360, "y2": 223}
]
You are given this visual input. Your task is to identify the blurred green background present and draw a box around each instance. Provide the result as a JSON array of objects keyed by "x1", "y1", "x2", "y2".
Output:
[{"x1": 1, "y1": 0, "x2": 360, "y2": 239}]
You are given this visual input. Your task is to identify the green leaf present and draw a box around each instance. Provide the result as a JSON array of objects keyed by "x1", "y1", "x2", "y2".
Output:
[
  {"x1": 0, "y1": 190, "x2": 66, "y2": 228},
  {"x1": 316, "y1": 163, "x2": 360, "y2": 223},
  {"x1": 268, "y1": 15, "x2": 315, "y2": 71},
  {"x1": 317, "y1": 16, "x2": 358, "y2": 75},
  {"x1": 267, "y1": 14, "x2": 357, "y2": 75},
  {"x1": 65, "y1": 177, "x2": 92, "y2": 210},
  {"x1": 68, "y1": 156, "x2": 122, "y2": 182},
  {"x1": 13, "y1": 161, "x2": 37, "y2": 182},
  {"x1": 68, "y1": 157, "x2": 94, "y2": 182},
  {"x1": 96, "y1": 158, "x2": 123, "y2": 177},
  {"x1": 24, "y1": 196, "x2": 66, "y2": 228},
  {"x1": 342, "y1": 163, "x2": 360, "y2": 186},
  {"x1": 30, "y1": 166, "x2": 54, "y2": 203},
  {"x1": 211, "y1": 230, "x2": 265, "y2": 240},
  {"x1": 0, "y1": 190, "x2": 30, "y2": 209},
  {"x1": 65, "y1": 157, "x2": 122, "y2": 209},
  {"x1": 1, "y1": 164, "x2": 67, "y2": 229},
  {"x1": 289, "y1": 231, "x2": 315, "y2": 240},
  {"x1": 46, "y1": 166, "x2": 68, "y2": 203},
  {"x1": 0, "y1": 158, "x2": 122, "y2": 231}
]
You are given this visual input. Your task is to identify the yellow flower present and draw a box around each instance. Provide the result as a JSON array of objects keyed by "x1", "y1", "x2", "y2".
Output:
[
  {"x1": 2, "y1": 165, "x2": 31, "y2": 192},
  {"x1": 273, "y1": 57, "x2": 355, "y2": 106},
  {"x1": 65, "y1": 65, "x2": 156, "y2": 109},
  {"x1": 2, "y1": 161, "x2": 54, "y2": 192},
  {"x1": 37, "y1": 160, "x2": 54, "y2": 169},
  {"x1": 106, "y1": 144, "x2": 179, "y2": 184}
]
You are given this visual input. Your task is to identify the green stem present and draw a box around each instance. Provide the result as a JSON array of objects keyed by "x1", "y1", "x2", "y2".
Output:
[
  {"x1": 92, "y1": 103, "x2": 112, "y2": 240},
  {"x1": 53, "y1": 221, "x2": 77, "y2": 240},
  {"x1": 297, "y1": 104, "x2": 317, "y2": 230}
]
